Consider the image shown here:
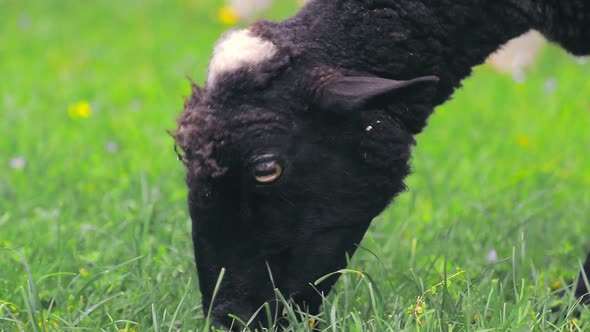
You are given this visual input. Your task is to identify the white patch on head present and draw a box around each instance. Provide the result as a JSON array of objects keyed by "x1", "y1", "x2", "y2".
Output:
[{"x1": 207, "y1": 29, "x2": 277, "y2": 86}]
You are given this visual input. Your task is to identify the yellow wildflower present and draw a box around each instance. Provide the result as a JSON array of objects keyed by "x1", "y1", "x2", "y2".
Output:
[
  {"x1": 550, "y1": 280, "x2": 562, "y2": 291},
  {"x1": 68, "y1": 101, "x2": 92, "y2": 119},
  {"x1": 219, "y1": 6, "x2": 240, "y2": 25},
  {"x1": 516, "y1": 134, "x2": 530, "y2": 148},
  {"x1": 79, "y1": 268, "x2": 90, "y2": 278},
  {"x1": 37, "y1": 320, "x2": 58, "y2": 328}
]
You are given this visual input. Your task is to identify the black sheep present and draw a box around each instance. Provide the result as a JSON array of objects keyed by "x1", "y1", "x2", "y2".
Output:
[{"x1": 174, "y1": 0, "x2": 590, "y2": 328}]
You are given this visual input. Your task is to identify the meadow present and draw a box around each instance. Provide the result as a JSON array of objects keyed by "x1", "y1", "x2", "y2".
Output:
[{"x1": 1, "y1": 1, "x2": 590, "y2": 331}]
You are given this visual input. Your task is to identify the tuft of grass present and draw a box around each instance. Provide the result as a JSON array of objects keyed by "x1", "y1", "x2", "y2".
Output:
[{"x1": 1, "y1": 1, "x2": 590, "y2": 331}]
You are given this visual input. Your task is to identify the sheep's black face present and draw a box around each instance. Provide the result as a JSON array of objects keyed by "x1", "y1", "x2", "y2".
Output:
[{"x1": 175, "y1": 69, "x2": 438, "y2": 328}]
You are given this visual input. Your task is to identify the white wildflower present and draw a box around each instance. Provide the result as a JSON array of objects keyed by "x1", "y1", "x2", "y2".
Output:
[
  {"x1": 9, "y1": 157, "x2": 26, "y2": 170},
  {"x1": 486, "y1": 248, "x2": 499, "y2": 264},
  {"x1": 544, "y1": 77, "x2": 558, "y2": 94},
  {"x1": 105, "y1": 141, "x2": 119, "y2": 153}
]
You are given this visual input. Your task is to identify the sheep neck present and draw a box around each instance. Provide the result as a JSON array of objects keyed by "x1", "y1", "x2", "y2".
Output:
[{"x1": 280, "y1": 0, "x2": 534, "y2": 105}]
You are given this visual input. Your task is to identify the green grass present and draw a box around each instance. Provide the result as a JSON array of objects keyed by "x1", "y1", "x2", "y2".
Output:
[{"x1": 1, "y1": 1, "x2": 590, "y2": 331}]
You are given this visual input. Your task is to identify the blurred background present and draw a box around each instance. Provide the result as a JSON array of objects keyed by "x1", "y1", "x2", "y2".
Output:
[{"x1": 1, "y1": 1, "x2": 589, "y2": 331}]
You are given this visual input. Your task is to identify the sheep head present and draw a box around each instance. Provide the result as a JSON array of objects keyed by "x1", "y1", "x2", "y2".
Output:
[{"x1": 174, "y1": 26, "x2": 438, "y2": 329}]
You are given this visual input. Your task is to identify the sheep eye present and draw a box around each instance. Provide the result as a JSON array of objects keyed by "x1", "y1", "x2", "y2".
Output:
[{"x1": 251, "y1": 155, "x2": 283, "y2": 184}]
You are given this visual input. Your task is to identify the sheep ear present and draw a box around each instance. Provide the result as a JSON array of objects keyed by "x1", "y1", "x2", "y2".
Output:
[{"x1": 317, "y1": 75, "x2": 439, "y2": 112}]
